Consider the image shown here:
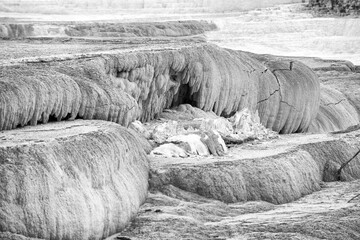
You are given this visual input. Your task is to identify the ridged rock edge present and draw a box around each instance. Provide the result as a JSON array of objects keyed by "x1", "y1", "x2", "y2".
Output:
[
  {"x1": 0, "y1": 44, "x2": 320, "y2": 134},
  {"x1": 0, "y1": 120, "x2": 149, "y2": 240},
  {"x1": 149, "y1": 130, "x2": 360, "y2": 204}
]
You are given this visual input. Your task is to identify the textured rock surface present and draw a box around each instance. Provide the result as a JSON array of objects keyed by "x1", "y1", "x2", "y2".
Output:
[
  {"x1": 253, "y1": 54, "x2": 360, "y2": 133},
  {"x1": 149, "y1": 129, "x2": 360, "y2": 204},
  {"x1": 291, "y1": 57, "x2": 360, "y2": 132},
  {"x1": 0, "y1": 43, "x2": 320, "y2": 134},
  {"x1": 0, "y1": 21, "x2": 217, "y2": 39},
  {"x1": 109, "y1": 180, "x2": 360, "y2": 240},
  {"x1": 316, "y1": 68, "x2": 360, "y2": 119},
  {"x1": 0, "y1": 120, "x2": 149, "y2": 239},
  {"x1": 308, "y1": 0, "x2": 360, "y2": 16},
  {"x1": 309, "y1": 84, "x2": 360, "y2": 132},
  {"x1": 251, "y1": 54, "x2": 320, "y2": 133},
  {"x1": 146, "y1": 106, "x2": 276, "y2": 158}
]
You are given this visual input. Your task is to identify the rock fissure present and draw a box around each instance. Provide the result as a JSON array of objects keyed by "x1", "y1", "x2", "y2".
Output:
[
  {"x1": 257, "y1": 88, "x2": 280, "y2": 104},
  {"x1": 0, "y1": 44, "x2": 320, "y2": 134},
  {"x1": 280, "y1": 100, "x2": 297, "y2": 110},
  {"x1": 324, "y1": 99, "x2": 347, "y2": 106}
]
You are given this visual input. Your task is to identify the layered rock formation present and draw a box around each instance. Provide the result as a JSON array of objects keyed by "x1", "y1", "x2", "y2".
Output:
[
  {"x1": 111, "y1": 180, "x2": 360, "y2": 240},
  {"x1": 149, "y1": 129, "x2": 360, "y2": 204},
  {"x1": 254, "y1": 54, "x2": 360, "y2": 132},
  {"x1": 0, "y1": 120, "x2": 149, "y2": 239},
  {"x1": 0, "y1": 9, "x2": 359, "y2": 240},
  {"x1": 0, "y1": 21, "x2": 217, "y2": 39},
  {"x1": 0, "y1": 44, "x2": 320, "y2": 134},
  {"x1": 309, "y1": 84, "x2": 360, "y2": 132}
]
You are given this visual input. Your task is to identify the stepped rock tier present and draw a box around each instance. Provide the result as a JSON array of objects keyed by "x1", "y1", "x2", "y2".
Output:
[
  {"x1": 149, "y1": 129, "x2": 360, "y2": 204},
  {"x1": 0, "y1": 14, "x2": 360, "y2": 240},
  {"x1": 0, "y1": 21, "x2": 217, "y2": 39},
  {"x1": 0, "y1": 44, "x2": 321, "y2": 134},
  {"x1": 0, "y1": 120, "x2": 149, "y2": 240}
]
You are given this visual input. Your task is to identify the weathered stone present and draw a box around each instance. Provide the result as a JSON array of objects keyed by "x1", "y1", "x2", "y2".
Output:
[
  {"x1": 0, "y1": 44, "x2": 320, "y2": 134},
  {"x1": 0, "y1": 120, "x2": 149, "y2": 239},
  {"x1": 149, "y1": 129, "x2": 360, "y2": 204},
  {"x1": 0, "y1": 21, "x2": 217, "y2": 39},
  {"x1": 115, "y1": 180, "x2": 360, "y2": 240},
  {"x1": 309, "y1": 84, "x2": 360, "y2": 132}
]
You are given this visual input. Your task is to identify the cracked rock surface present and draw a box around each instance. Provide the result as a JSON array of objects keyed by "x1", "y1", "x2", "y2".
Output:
[
  {"x1": 0, "y1": 43, "x2": 320, "y2": 134},
  {"x1": 0, "y1": 12, "x2": 359, "y2": 240},
  {"x1": 111, "y1": 180, "x2": 360, "y2": 240}
]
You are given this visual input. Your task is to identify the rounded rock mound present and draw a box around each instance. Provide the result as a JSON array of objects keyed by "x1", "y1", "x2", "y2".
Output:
[{"x1": 0, "y1": 120, "x2": 149, "y2": 240}]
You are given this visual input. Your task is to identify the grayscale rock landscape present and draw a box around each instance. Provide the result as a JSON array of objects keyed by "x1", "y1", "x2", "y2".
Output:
[{"x1": 0, "y1": 0, "x2": 359, "y2": 239}]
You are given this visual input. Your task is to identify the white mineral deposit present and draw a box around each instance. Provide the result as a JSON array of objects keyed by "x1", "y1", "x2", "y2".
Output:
[{"x1": 0, "y1": 0, "x2": 359, "y2": 239}]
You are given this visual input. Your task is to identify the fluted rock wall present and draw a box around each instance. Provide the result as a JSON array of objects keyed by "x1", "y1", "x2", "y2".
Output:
[
  {"x1": 257, "y1": 59, "x2": 320, "y2": 133},
  {"x1": 150, "y1": 150, "x2": 322, "y2": 204},
  {"x1": 149, "y1": 130, "x2": 360, "y2": 204},
  {"x1": 0, "y1": 64, "x2": 139, "y2": 130},
  {"x1": 0, "y1": 44, "x2": 320, "y2": 134},
  {"x1": 309, "y1": 84, "x2": 360, "y2": 133},
  {"x1": 0, "y1": 120, "x2": 149, "y2": 239}
]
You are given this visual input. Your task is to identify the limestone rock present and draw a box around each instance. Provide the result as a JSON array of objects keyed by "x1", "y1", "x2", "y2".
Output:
[
  {"x1": 198, "y1": 117, "x2": 233, "y2": 137},
  {"x1": 150, "y1": 121, "x2": 181, "y2": 144},
  {"x1": 291, "y1": 56, "x2": 360, "y2": 131},
  {"x1": 0, "y1": 44, "x2": 321, "y2": 134},
  {"x1": 0, "y1": 21, "x2": 217, "y2": 39},
  {"x1": 0, "y1": 120, "x2": 149, "y2": 239},
  {"x1": 309, "y1": 85, "x2": 360, "y2": 133},
  {"x1": 150, "y1": 143, "x2": 189, "y2": 158},
  {"x1": 113, "y1": 181, "x2": 360, "y2": 240},
  {"x1": 167, "y1": 134, "x2": 210, "y2": 156},
  {"x1": 160, "y1": 104, "x2": 219, "y2": 121},
  {"x1": 254, "y1": 55, "x2": 321, "y2": 133},
  {"x1": 129, "y1": 120, "x2": 151, "y2": 139},
  {"x1": 149, "y1": 129, "x2": 360, "y2": 204},
  {"x1": 229, "y1": 108, "x2": 278, "y2": 140},
  {"x1": 317, "y1": 69, "x2": 360, "y2": 119}
]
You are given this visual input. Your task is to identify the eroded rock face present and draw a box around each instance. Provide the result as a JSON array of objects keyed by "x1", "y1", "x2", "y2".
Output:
[
  {"x1": 0, "y1": 21, "x2": 217, "y2": 39},
  {"x1": 253, "y1": 55, "x2": 321, "y2": 133},
  {"x1": 110, "y1": 180, "x2": 360, "y2": 240},
  {"x1": 0, "y1": 120, "x2": 149, "y2": 239},
  {"x1": 149, "y1": 129, "x2": 360, "y2": 204},
  {"x1": 145, "y1": 106, "x2": 277, "y2": 158},
  {"x1": 309, "y1": 84, "x2": 360, "y2": 133},
  {"x1": 316, "y1": 68, "x2": 360, "y2": 119},
  {"x1": 255, "y1": 55, "x2": 360, "y2": 133},
  {"x1": 0, "y1": 44, "x2": 320, "y2": 134}
]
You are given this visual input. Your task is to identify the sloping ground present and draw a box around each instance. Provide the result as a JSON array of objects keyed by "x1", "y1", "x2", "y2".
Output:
[
  {"x1": 0, "y1": 120, "x2": 150, "y2": 239},
  {"x1": 149, "y1": 129, "x2": 360, "y2": 204},
  {"x1": 0, "y1": 20, "x2": 217, "y2": 39},
  {"x1": 112, "y1": 180, "x2": 360, "y2": 240},
  {"x1": 0, "y1": 43, "x2": 320, "y2": 134}
]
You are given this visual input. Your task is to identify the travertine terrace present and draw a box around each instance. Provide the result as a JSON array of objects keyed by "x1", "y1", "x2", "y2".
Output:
[{"x1": 0, "y1": 1, "x2": 360, "y2": 239}]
